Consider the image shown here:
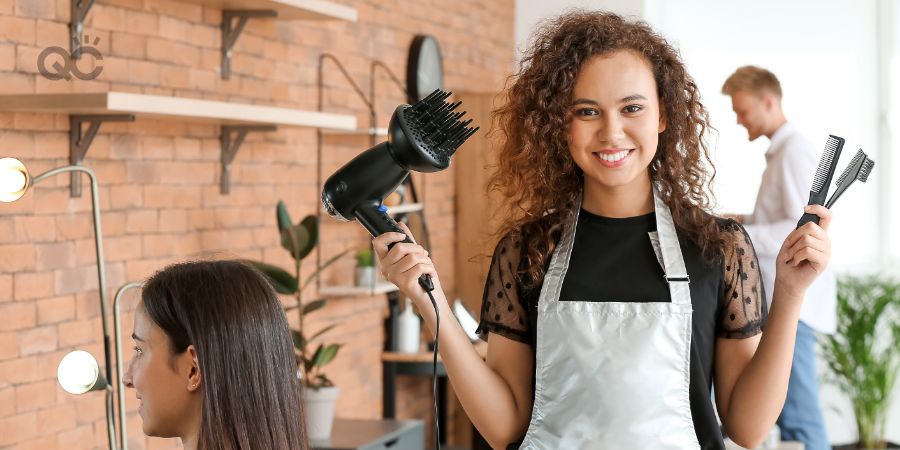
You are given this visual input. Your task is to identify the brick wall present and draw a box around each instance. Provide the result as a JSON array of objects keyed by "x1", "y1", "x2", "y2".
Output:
[{"x1": 0, "y1": 0, "x2": 514, "y2": 448}]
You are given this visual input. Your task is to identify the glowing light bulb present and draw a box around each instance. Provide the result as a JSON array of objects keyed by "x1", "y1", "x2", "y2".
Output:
[
  {"x1": 57, "y1": 350, "x2": 103, "y2": 395},
  {"x1": 0, "y1": 157, "x2": 30, "y2": 202}
]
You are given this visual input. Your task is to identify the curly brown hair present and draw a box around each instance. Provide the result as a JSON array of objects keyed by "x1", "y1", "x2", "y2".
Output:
[{"x1": 489, "y1": 11, "x2": 732, "y2": 288}]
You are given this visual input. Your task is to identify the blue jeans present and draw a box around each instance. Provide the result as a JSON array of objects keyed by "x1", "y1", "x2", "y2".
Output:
[{"x1": 777, "y1": 320, "x2": 829, "y2": 450}]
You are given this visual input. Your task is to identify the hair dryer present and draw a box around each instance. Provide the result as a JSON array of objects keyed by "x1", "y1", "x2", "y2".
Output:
[{"x1": 321, "y1": 89, "x2": 478, "y2": 292}]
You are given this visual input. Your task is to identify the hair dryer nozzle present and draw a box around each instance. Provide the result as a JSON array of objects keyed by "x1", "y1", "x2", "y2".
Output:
[{"x1": 389, "y1": 89, "x2": 479, "y2": 173}]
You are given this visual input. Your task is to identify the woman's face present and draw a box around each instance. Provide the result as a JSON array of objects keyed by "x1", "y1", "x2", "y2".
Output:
[
  {"x1": 567, "y1": 50, "x2": 666, "y2": 193},
  {"x1": 122, "y1": 304, "x2": 200, "y2": 438}
]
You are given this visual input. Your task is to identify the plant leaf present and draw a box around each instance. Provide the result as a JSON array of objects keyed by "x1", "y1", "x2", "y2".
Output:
[
  {"x1": 276, "y1": 200, "x2": 292, "y2": 234},
  {"x1": 291, "y1": 329, "x2": 304, "y2": 350},
  {"x1": 312, "y1": 344, "x2": 341, "y2": 368},
  {"x1": 305, "y1": 344, "x2": 323, "y2": 374},
  {"x1": 308, "y1": 324, "x2": 337, "y2": 342},
  {"x1": 295, "y1": 215, "x2": 319, "y2": 261},
  {"x1": 302, "y1": 298, "x2": 328, "y2": 315},
  {"x1": 245, "y1": 260, "x2": 298, "y2": 294}
]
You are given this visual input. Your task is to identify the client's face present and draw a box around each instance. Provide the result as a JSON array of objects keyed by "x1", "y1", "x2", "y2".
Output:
[{"x1": 123, "y1": 305, "x2": 199, "y2": 438}]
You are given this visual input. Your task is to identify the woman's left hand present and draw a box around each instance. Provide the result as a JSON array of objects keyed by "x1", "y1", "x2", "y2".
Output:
[{"x1": 774, "y1": 204, "x2": 832, "y2": 299}]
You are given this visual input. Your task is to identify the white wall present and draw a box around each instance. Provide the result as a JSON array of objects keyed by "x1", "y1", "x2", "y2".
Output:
[
  {"x1": 514, "y1": 0, "x2": 899, "y2": 444},
  {"x1": 515, "y1": 0, "x2": 647, "y2": 61}
]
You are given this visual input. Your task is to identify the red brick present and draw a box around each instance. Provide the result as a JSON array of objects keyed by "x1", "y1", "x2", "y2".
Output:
[
  {"x1": 125, "y1": 209, "x2": 158, "y2": 233},
  {"x1": 157, "y1": 209, "x2": 187, "y2": 233},
  {"x1": 142, "y1": 234, "x2": 173, "y2": 258},
  {"x1": 0, "y1": 302, "x2": 35, "y2": 332},
  {"x1": 140, "y1": 135, "x2": 175, "y2": 160},
  {"x1": 55, "y1": 424, "x2": 94, "y2": 450},
  {"x1": 109, "y1": 184, "x2": 143, "y2": 209},
  {"x1": 125, "y1": 9, "x2": 158, "y2": 37},
  {"x1": 35, "y1": 241, "x2": 75, "y2": 271},
  {"x1": 56, "y1": 319, "x2": 94, "y2": 348},
  {"x1": 0, "y1": 71, "x2": 35, "y2": 95},
  {"x1": 18, "y1": 324, "x2": 57, "y2": 356},
  {"x1": 36, "y1": 403, "x2": 76, "y2": 435},
  {"x1": 0, "y1": 355, "x2": 39, "y2": 385},
  {"x1": 14, "y1": 434, "x2": 59, "y2": 450},
  {"x1": 127, "y1": 59, "x2": 160, "y2": 85},
  {"x1": 0, "y1": 331, "x2": 16, "y2": 360},
  {"x1": 104, "y1": 235, "x2": 142, "y2": 262},
  {"x1": 13, "y1": 271, "x2": 54, "y2": 301},
  {"x1": 0, "y1": 16, "x2": 36, "y2": 45},
  {"x1": 0, "y1": 244, "x2": 36, "y2": 271},
  {"x1": 0, "y1": 42, "x2": 14, "y2": 71},
  {"x1": 148, "y1": 0, "x2": 202, "y2": 22},
  {"x1": 0, "y1": 411, "x2": 37, "y2": 446},
  {"x1": 53, "y1": 266, "x2": 98, "y2": 295},
  {"x1": 0, "y1": 385, "x2": 14, "y2": 416},
  {"x1": 35, "y1": 19, "x2": 68, "y2": 48},
  {"x1": 55, "y1": 213, "x2": 93, "y2": 241},
  {"x1": 110, "y1": 32, "x2": 146, "y2": 59},
  {"x1": 14, "y1": 214, "x2": 57, "y2": 242},
  {"x1": 15, "y1": 44, "x2": 41, "y2": 74},
  {"x1": 88, "y1": 4, "x2": 127, "y2": 32},
  {"x1": 15, "y1": 0, "x2": 55, "y2": 18},
  {"x1": 36, "y1": 295, "x2": 75, "y2": 325},
  {"x1": 14, "y1": 380, "x2": 56, "y2": 412},
  {"x1": 0, "y1": 274, "x2": 12, "y2": 302}
]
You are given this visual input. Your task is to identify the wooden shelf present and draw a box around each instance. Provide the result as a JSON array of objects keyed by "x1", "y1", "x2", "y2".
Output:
[
  {"x1": 319, "y1": 281, "x2": 398, "y2": 297},
  {"x1": 386, "y1": 203, "x2": 423, "y2": 214},
  {"x1": 0, "y1": 93, "x2": 357, "y2": 130},
  {"x1": 187, "y1": 0, "x2": 357, "y2": 21},
  {"x1": 320, "y1": 127, "x2": 388, "y2": 136}
]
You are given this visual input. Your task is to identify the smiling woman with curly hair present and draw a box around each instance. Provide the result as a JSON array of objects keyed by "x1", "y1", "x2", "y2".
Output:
[{"x1": 373, "y1": 10, "x2": 834, "y2": 450}]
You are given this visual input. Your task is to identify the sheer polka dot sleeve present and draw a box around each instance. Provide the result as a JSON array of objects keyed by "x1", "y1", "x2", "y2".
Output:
[
  {"x1": 475, "y1": 233, "x2": 532, "y2": 344},
  {"x1": 718, "y1": 220, "x2": 768, "y2": 339}
]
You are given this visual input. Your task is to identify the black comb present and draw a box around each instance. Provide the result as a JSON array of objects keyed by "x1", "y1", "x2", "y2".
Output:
[
  {"x1": 797, "y1": 135, "x2": 844, "y2": 227},
  {"x1": 397, "y1": 89, "x2": 479, "y2": 170},
  {"x1": 824, "y1": 149, "x2": 875, "y2": 208}
]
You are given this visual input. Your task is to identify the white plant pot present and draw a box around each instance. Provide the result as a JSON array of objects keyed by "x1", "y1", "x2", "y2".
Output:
[
  {"x1": 302, "y1": 385, "x2": 339, "y2": 441},
  {"x1": 356, "y1": 266, "x2": 376, "y2": 287}
]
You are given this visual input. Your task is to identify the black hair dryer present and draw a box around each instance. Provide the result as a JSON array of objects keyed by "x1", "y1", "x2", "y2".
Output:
[{"x1": 321, "y1": 89, "x2": 478, "y2": 292}]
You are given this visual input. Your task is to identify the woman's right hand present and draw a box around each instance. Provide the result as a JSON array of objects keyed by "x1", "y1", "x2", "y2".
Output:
[{"x1": 372, "y1": 222, "x2": 443, "y2": 307}]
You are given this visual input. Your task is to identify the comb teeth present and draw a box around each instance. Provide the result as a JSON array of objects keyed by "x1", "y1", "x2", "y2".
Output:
[
  {"x1": 834, "y1": 150, "x2": 865, "y2": 188},
  {"x1": 811, "y1": 135, "x2": 844, "y2": 193},
  {"x1": 858, "y1": 158, "x2": 875, "y2": 182},
  {"x1": 405, "y1": 89, "x2": 479, "y2": 158}
]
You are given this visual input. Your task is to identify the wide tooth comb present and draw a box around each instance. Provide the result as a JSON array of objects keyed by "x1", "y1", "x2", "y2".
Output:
[{"x1": 798, "y1": 135, "x2": 844, "y2": 227}]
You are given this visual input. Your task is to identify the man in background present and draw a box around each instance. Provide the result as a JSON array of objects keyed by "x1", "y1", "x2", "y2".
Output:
[{"x1": 722, "y1": 66, "x2": 837, "y2": 450}]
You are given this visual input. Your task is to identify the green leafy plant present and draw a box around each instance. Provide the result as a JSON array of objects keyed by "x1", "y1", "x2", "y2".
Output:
[
  {"x1": 356, "y1": 247, "x2": 375, "y2": 267},
  {"x1": 247, "y1": 200, "x2": 347, "y2": 390},
  {"x1": 822, "y1": 275, "x2": 900, "y2": 449}
]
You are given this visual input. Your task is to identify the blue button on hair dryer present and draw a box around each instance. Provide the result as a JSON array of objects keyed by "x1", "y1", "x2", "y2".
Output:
[{"x1": 321, "y1": 89, "x2": 478, "y2": 292}]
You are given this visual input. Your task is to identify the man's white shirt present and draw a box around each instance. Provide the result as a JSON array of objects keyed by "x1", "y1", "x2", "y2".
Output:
[{"x1": 742, "y1": 122, "x2": 837, "y2": 334}]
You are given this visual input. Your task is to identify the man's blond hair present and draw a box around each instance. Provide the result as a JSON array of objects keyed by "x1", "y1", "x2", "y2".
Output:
[{"x1": 721, "y1": 66, "x2": 782, "y2": 99}]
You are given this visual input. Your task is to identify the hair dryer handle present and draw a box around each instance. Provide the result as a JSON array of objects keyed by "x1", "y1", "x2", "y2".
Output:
[{"x1": 355, "y1": 203, "x2": 435, "y2": 292}]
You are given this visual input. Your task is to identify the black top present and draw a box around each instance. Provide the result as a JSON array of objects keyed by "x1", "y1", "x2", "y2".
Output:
[{"x1": 476, "y1": 210, "x2": 767, "y2": 450}]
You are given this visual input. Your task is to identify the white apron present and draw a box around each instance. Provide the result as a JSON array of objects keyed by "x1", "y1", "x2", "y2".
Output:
[{"x1": 519, "y1": 189, "x2": 700, "y2": 450}]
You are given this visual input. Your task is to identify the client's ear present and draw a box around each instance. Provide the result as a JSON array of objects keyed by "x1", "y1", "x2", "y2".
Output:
[{"x1": 186, "y1": 345, "x2": 201, "y2": 392}]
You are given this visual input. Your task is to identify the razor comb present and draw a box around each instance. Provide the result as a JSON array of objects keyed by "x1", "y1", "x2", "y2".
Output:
[
  {"x1": 824, "y1": 149, "x2": 875, "y2": 208},
  {"x1": 797, "y1": 135, "x2": 844, "y2": 227}
]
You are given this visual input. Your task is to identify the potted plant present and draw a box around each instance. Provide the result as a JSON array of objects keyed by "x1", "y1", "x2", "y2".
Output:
[
  {"x1": 822, "y1": 275, "x2": 900, "y2": 449},
  {"x1": 355, "y1": 247, "x2": 376, "y2": 288},
  {"x1": 246, "y1": 201, "x2": 347, "y2": 441}
]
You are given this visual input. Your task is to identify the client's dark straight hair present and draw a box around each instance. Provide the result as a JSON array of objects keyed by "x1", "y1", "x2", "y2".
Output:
[{"x1": 141, "y1": 260, "x2": 308, "y2": 450}]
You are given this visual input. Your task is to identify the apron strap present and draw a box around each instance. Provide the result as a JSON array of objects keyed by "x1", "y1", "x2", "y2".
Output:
[{"x1": 653, "y1": 188, "x2": 692, "y2": 306}]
